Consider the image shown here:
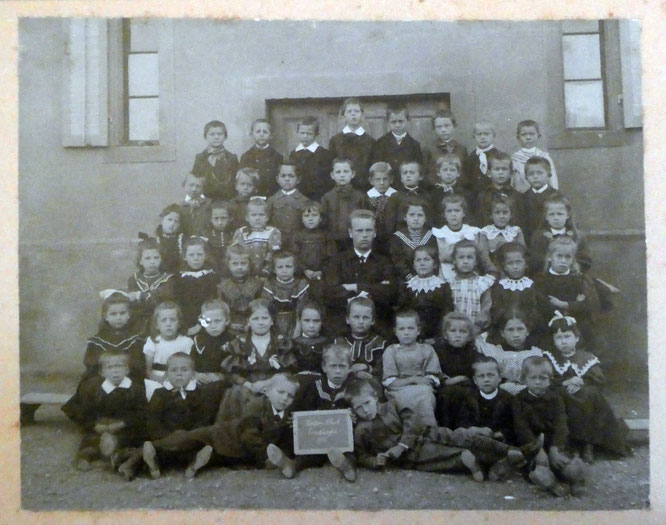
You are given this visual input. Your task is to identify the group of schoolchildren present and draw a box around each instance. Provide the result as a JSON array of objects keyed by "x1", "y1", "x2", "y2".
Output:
[{"x1": 62, "y1": 98, "x2": 632, "y2": 498}]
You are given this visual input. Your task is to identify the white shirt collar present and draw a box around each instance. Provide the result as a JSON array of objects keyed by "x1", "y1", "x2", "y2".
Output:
[
  {"x1": 327, "y1": 379, "x2": 343, "y2": 389},
  {"x1": 479, "y1": 388, "x2": 499, "y2": 400},
  {"x1": 162, "y1": 378, "x2": 197, "y2": 398},
  {"x1": 521, "y1": 147, "x2": 538, "y2": 154},
  {"x1": 295, "y1": 141, "x2": 320, "y2": 153},
  {"x1": 354, "y1": 248, "x2": 372, "y2": 260},
  {"x1": 549, "y1": 267, "x2": 570, "y2": 276},
  {"x1": 550, "y1": 227, "x2": 567, "y2": 235},
  {"x1": 392, "y1": 132, "x2": 407, "y2": 141},
  {"x1": 271, "y1": 404, "x2": 285, "y2": 419},
  {"x1": 281, "y1": 189, "x2": 297, "y2": 196},
  {"x1": 343, "y1": 125, "x2": 366, "y2": 136},
  {"x1": 367, "y1": 187, "x2": 397, "y2": 198},
  {"x1": 184, "y1": 194, "x2": 205, "y2": 202},
  {"x1": 101, "y1": 376, "x2": 132, "y2": 394},
  {"x1": 531, "y1": 184, "x2": 549, "y2": 194},
  {"x1": 255, "y1": 143, "x2": 270, "y2": 150},
  {"x1": 476, "y1": 145, "x2": 494, "y2": 153}
]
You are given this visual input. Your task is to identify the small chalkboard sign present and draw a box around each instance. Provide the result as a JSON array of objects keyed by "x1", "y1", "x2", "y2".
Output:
[{"x1": 292, "y1": 409, "x2": 354, "y2": 455}]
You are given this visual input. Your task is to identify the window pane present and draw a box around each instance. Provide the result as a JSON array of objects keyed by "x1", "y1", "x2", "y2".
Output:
[
  {"x1": 562, "y1": 20, "x2": 599, "y2": 34},
  {"x1": 128, "y1": 53, "x2": 159, "y2": 96},
  {"x1": 564, "y1": 81, "x2": 605, "y2": 128},
  {"x1": 563, "y1": 34, "x2": 601, "y2": 80},
  {"x1": 130, "y1": 19, "x2": 159, "y2": 52},
  {"x1": 129, "y1": 98, "x2": 159, "y2": 141}
]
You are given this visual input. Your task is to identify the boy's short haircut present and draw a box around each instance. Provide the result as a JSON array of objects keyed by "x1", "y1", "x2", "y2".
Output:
[
  {"x1": 246, "y1": 197, "x2": 268, "y2": 212},
  {"x1": 298, "y1": 299, "x2": 326, "y2": 321},
  {"x1": 204, "y1": 120, "x2": 227, "y2": 138},
  {"x1": 236, "y1": 167, "x2": 261, "y2": 184},
  {"x1": 298, "y1": 116, "x2": 320, "y2": 135},
  {"x1": 167, "y1": 351, "x2": 195, "y2": 368},
  {"x1": 340, "y1": 97, "x2": 364, "y2": 115},
  {"x1": 413, "y1": 244, "x2": 438, "y2": 263},
  {"x1": 331, "y1": 157, "x2": 354, "y2": 172},
  {"x1": 496, "y1": 241, "x2": 528, "y2": 265},
  {"x1": 99, "y1": 350, "x2": 130, "y2": 367},
  {"x1": 278, "y1": 159, "x2": 299, "y2": 177},
  {"x1": 525, "y1": 156, "x2": 551, "y2": 174},
  {"x1": 399, "y1": 160, "x2": 421, "y2": 173},
  {"x1": 473, "y1": 121, "x2": 496, "y2": 135},
  {"x1": 210, "y1": 200, "x2": 234, "y2": 214},
  {"x1": 452, "y1": 239, "x2": 480, "y2": 262},
  {"x1": 201, "y1": 298, "x2": 230, "y2": 319},
  {"x1": 250, "y1": 118, "x2": 271, "y2": 133},
  {"x1": 159, "y1": 203, "x2": 181, "y2": 219},
  {"x1": 441, "y1": 311, "x2": 474, "y2": 334},
  {"x1": 431, "y1": 109, "x2": 457, "y2": 128},
  {"x1": 272, "y1": 250, "x2": 296, "y2": 266},
  {"x1": 151, "y1": 301, "x2": 183, "y2": 341},
  {"x1": 441, "y1": 193, "x2": 468, "y2": 215},
  {"x1": 386, "y1": 103, "x2": 409, "y2": 120},
  {"x1": 521, "y1": 355, "x2": 553, "y2": 379},
  {"x1": 225, "y1": 243, "x2": 251, "y2": 261},
  {"x1": 322, "y1": 343, "x2": 353, "y2": 366},
  {"x1": 401, "y1": 195, "x2": 429, "y2": 218},
  {"x1": 269, "y1": 372, "x2": 300, "y2": 391},
  {"x1": 488, "y1": 151, "x2": 512, "y2": 168},
  {"x1": 471, "y1": 355, "x2": 500, "y2": 375},
  {"x1": 368, "y1": 162, "x2": 392, "y2": 179},
  {"x1": 101, "y1": 291, "x2": 131, "y2": 317},
  {"x1": 348, "y1": 208, "x2": 376, "y2": 229},
  {"x1": 435, "y1": 153, "x2": 462, "y2": 172},
  {"x1": 395, "y1": 309, "x2": 421, "y2": 327},
  {"x1": 516, "y1": 119, "x2": 540, "y2": 135},
  {"x1": 346, "y1": 295, "x2": 376, "y2": 318},
  {"x1": 302, "y1": 202, "x2": 322, "y2": 214},
  {"x1": 182, "y1": 235, "x2": 209, "y2": 256},
  {"x1": 345, "y1": 378, "x2": 379, "y2": 403}
]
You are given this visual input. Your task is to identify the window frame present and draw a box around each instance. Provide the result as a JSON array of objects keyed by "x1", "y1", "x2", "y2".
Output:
[
  {"x1": 104, "y1": 18, "x2": 175, "y2": 163},
  {"x1": 548, "y1": 19, "x2": 626, "y2": 149}
]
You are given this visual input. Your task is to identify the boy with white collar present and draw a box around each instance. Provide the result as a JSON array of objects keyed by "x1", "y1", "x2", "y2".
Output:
[
  {"x1": 62, "y1": 351, "x2": 147, "y2": 471},
  {"x1": 140, "y1": 352, "x2": 227, "y2": 479},
  {"x1": 515, "y1": 156, "x2": 560, "y2": 240},
  {"x1": 240, "y1": 118, "x2": 284, "y2": 196},
  {"x1": 179, "y1": 172, "x2": 212, "y2": 236},
  {"x1": 370, "y1": 104, "x2": 423, "y2": 177},
  {"x1": 511, "y1": 120, "x2": 559, "y2": 193},
  {"x1": 329, "y1": 97, "x2": 376, "y2": 190},
  {"x1": 464, "y1": 121, "x2": 499, "y2": 196},
  {"x1": 266, "y1": 161, "x2": 314, "y2": 250},
  {"x1": 364, "y1": 162, "x2": 400, "y2": 248},
  {"x1": 289, "y1": 116, "x2": 334, "y2": 201}
]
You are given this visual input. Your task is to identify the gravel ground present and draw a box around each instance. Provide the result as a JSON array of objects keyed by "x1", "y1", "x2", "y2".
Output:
[{"x1": 21, "y1": 406, "x2": 649, "y2": 512}]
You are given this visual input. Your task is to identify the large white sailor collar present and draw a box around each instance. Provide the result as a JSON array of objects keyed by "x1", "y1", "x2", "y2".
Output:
[{"x1": 543, "y1": 351, "x2": 600, "y2": 377}]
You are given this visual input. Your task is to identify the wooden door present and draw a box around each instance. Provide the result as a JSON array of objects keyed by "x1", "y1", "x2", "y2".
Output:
[{"x1": 267, "y1": 93, "x2": 450, "y2": 157}]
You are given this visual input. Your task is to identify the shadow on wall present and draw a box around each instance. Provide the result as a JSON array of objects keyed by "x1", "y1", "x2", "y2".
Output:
[{"x1": 20, "y1": 242, "x2": 137, "y2": 375}]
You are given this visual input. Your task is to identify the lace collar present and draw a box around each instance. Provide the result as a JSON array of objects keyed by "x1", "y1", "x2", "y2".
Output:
[
  {"x1": 181, "y1": 268, "x2": 215, "y2": 278},
  {"x1": 406, "y1": 275, "x2": 445, "y2": 293},
  {"x1": 481, "y1": 224, "x2": 521, "y2": 241},
  {"x1": 543, "y1": 351, "x2": 600, "y2": 378},
  {"x1": 498, "y1": 276, "x2": 534, "y2": 291},
  {"x1": 431, "y1": 224, "x2": 480, "y2": 243}
]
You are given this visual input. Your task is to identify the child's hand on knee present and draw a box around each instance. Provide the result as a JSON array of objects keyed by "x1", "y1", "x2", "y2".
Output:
[{"x1": 375, "y1": 453, "x2": 388, "y2": 466}]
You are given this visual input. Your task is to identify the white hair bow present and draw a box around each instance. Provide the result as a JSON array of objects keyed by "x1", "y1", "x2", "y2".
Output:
[
  {"x1": 548, "y1": 310, "x2": 577, "y2": 327},
  {"x1": 347, "y1": 291, "x2": 371, "y2": 304}
]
